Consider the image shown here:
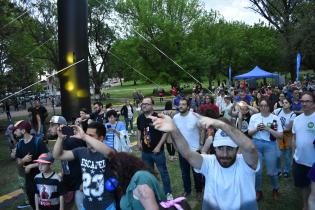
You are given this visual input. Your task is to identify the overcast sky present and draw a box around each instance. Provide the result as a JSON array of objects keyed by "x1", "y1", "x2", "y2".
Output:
[{"x1": 201, "y1": 0, "x2": 264, "y2": 25}]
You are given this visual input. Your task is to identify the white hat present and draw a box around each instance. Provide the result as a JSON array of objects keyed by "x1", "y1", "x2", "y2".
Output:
[
  {"x1": 49, "y1": 116, "x2": 67, "y2": 125},
  {"x1": 213, "y1": 129, "x2": 238, "y2": 148}
]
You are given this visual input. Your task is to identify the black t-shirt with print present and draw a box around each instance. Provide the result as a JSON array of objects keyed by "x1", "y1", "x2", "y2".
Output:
[
  {"x1": 72, "y1": 147, "x2": 114, "y2": 210},
  {"x1": 61, "y1": 137, "x2": 86, "y2": 191},
  {"x1": 137, "y1": 112, "x2": 164, "y2": 153}
]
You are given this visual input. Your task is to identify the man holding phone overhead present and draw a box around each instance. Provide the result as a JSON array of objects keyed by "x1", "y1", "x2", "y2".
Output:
[{"x1": 48, "y1": 116, "x2": 86, "y2": 210}]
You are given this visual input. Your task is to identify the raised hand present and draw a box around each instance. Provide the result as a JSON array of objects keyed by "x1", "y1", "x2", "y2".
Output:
[
  {"x1": 148, "y1": 114, "x2": 176, "y2": 132},
  {"x1": 70, "y1": 125, "x2": 86, "y2": 140}
]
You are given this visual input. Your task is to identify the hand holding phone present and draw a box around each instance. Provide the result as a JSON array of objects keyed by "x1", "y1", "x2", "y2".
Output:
[{"x1": 62, "y1": 126, "x2": 75, "y2": 136}]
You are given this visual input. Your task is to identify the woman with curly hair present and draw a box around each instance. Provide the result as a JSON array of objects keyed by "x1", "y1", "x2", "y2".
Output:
[{"x1": 108, "y1": 152, "x2": 165, "y2": 210}]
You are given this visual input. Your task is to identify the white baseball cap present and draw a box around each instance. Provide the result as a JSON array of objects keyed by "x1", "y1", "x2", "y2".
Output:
[
  {"x1": 49, "y1": 116, "x2": 67, "y2": 125},
  {"x1": 213, "y1": 129, "x2": 238, "y2": 148}
]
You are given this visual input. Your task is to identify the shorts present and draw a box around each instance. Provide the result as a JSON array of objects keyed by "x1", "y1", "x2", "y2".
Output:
[{"x1": 293, "y1": 160, "x2": 311, "y2": 188}]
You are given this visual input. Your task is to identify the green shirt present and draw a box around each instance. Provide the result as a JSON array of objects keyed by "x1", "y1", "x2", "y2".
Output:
[{"x1": 120, "y1": 170, "x2": 166, "y2": 210}]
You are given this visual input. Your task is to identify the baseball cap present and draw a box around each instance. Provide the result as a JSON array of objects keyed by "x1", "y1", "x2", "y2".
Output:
[
  {"x1": 13, "y1": 120, "x2": 31, "y2": 133},
  {"x1": 50, "y1": 116, "x2": 67, "y2": 125},
  {"x1": 34, "y1": 153, "x2": 54, "y2": 164},
  {"x1": 213, "y1": 129, "x2": 238, "y2": 148}
]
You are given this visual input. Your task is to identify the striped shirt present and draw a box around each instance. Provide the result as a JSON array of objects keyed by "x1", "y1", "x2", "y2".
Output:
[{"x1": 34, "y1": 172, "x2": 63, "y2": 210}]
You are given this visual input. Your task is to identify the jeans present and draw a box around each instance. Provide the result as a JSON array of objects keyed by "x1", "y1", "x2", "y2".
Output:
[
  {"x1": 254, "y1": 139, "x2": 279, "y2": 191},
  {"x1": 141, "y1": 150, "x2": 172, "y2": 194},
  {"x1": 178, "y1": 153, "x2": 203, "y2": 193},
  {"x1": 124, "y1": 117, "x2": 133, "y2": 131},
  {"x1": 75, "y1": 190, "x2": 84, "y2": 210},
  {"x1": 277, "y1": 149, "x2": 292, "y2": 173}
]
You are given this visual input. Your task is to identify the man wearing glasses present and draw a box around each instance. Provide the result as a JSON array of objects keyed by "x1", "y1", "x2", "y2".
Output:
[
  {"x1": 292, "y1": 92, "x2": 315, "y2": 210},
  {"x1": 136, "y1": 97, "x2": 173, "y2": 199}
]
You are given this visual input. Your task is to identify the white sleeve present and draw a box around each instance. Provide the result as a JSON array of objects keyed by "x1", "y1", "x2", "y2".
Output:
[
  {"x1": 248, "y1": 114, "x2": 257, "y2": 130},
  {"x1": 292, "y1": 119, "x2": 296, "y2": 134},
  {"x1": 194, "y1": 154, "x2": 215, "y2": 175},
  {"x1": 290, "y1": 113, "x2": 297, "y2": 122}
]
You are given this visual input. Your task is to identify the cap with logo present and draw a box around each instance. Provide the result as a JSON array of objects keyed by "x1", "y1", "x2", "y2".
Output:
[
  {"x1": 213, "y1": 129, "x2": 238, "y2": 148},
  {"x1": 50, "y1": 116, "x2": 67, "y2": 125}
]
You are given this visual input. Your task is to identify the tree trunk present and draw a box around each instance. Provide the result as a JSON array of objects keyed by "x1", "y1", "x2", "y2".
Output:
[
  {"x1": 120, "y1": 78, "x2": 123, "y2": 86},
  {"x1": 133, "y1": 79, "x2": 137, "y2": 85},
  {"x1": 94, "y1": 86, "x2": 101, "y2": 95}
]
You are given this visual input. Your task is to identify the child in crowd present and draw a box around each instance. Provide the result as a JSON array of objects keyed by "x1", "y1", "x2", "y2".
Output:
[{"x1": 34, "y1": 153, "x2": 64, "y2": 210}]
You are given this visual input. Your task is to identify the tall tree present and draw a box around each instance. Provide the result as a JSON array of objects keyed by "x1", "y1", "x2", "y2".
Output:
[
  {"x1": 88, "y1": 0, "x2": 116, "y2": 95},
  {"x1": 248, "y1": 0, "x2": 308, "y2": 80}
]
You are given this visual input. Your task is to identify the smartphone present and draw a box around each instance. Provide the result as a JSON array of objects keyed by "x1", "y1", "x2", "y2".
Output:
[{"x1": 62, "y1": 126, "x2": 74, "y2": 136}]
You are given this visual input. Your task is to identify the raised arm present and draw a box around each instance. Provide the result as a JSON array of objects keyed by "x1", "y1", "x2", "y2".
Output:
[
  {"x1": 149, "y1": 115, "x2": 203, "y2": 169},
  {"x1": 52, "y1": 126, "x2": 75, "y2": 161},
  {"x1": 199, "y1": 116, "x2": 258, "y2": 170},
  {"x1": 71, "y1": 125, "x2": 114, "y2": 158}
]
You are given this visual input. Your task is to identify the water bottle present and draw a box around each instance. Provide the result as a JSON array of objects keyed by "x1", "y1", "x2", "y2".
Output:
[{"x1": 270, "y1": 120, "x2": 277, "y2": 141}]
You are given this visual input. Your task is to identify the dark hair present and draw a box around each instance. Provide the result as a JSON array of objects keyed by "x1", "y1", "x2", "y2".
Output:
[
  {"x1": 180, "y1": 98, "x2": 190, "y2": 107},
  {"x1": 108, "y1": 152, "x2": 156, "y2": 197},
  {"x1": 105, "y1": 103, "x2": 113, "y2": 109},
  {"x1": 164, "y1": 101, "x2": 173, "y2": 110},
  {"x1": 93, "y1": 101, "x2": 103, "y2": 107},
  {"x1": 259, "y1": 96, "x2": 274, "y2": 112},
  {"x1": 106, "y1": 110, "x2": 118, "y2": 119},
  {"x1": 80, "y1": 107, "x2": 88, "y2": 113},
  {"x1": 143, "y1": 97, "x2": 155, "y2": 105},
  {"x1": 302, "y1": 91, "x2": 315, "y2": 102},
  {"x1": 87, "y1": 122, "x2": 106, "y2": 138},
  {"x1": 283, "y1": 97, "x2": 292, "y2": 104}
]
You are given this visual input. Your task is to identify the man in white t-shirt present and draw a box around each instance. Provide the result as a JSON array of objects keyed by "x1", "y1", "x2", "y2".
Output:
[
  {"x1": 173, "y1": 98, "x2": 204, "y2": 198},
  {"x1": 248, "y1": 97, "x2": 283, "y2": 201},
  {"x1": 149, "y1": 113, "x2": 259, "y2": 210},
  {"x1": 292, "y1": 92, "x2": 315, "y2": 210}
]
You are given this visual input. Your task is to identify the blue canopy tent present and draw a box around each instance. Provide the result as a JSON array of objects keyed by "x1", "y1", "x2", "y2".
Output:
[{"x1": 234, "y1": 66, "x2": 278, "y2": 80}]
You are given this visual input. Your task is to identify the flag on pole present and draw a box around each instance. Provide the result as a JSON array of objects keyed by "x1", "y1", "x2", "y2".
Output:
[
  {"x1": 296, "y1": 52, "x2": 301, "y2": 81},
  {"x1": 228, "y1": 64, "x2": 232, "y2": 92}
]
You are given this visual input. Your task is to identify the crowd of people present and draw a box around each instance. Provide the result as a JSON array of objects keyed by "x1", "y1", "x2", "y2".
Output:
[{"x1": 4, "y1": 78, "x2": 315, "y2": 210}]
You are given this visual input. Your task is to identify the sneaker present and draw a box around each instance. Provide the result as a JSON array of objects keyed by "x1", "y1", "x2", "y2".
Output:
[
  {"x1": 17, "y1": 202, "x2": 31, "y2": 209},
  {"x1": 272, "y1": 189, "x2": 280, "y2": 200},
  {"x1": 256, "y1": 191, "x2": 263, "y2": 202},
  {"x1": 166, "y1": 193, "x2": 174, "y2": 201},
  {"x1": 283, "y1": 172, "x2": 289, "y2": 178},
  {"x1": 277, "y1": 171, "x2": 282, "y2": 177},
  {"x1": 180, "y1": 191, "x2": 191, "y2": 197}
]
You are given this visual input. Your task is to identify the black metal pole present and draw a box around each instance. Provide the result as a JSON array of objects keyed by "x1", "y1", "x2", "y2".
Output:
[{"x1": 57, "y1": 0, "x2": 91, "y2": 121}]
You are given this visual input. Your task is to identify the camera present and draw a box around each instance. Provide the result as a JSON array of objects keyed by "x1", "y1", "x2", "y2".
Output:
[{"x1": 62, "y1": 126, "x2": 74, "y2": 136}]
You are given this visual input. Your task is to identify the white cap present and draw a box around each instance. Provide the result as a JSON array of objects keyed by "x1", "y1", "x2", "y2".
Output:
[
  {"x1": 49, "y1": 116, "x2": 67, "y2": 125},
  {"x1": 213, "y1": 129, "x2": 238, "y2": 148}
]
